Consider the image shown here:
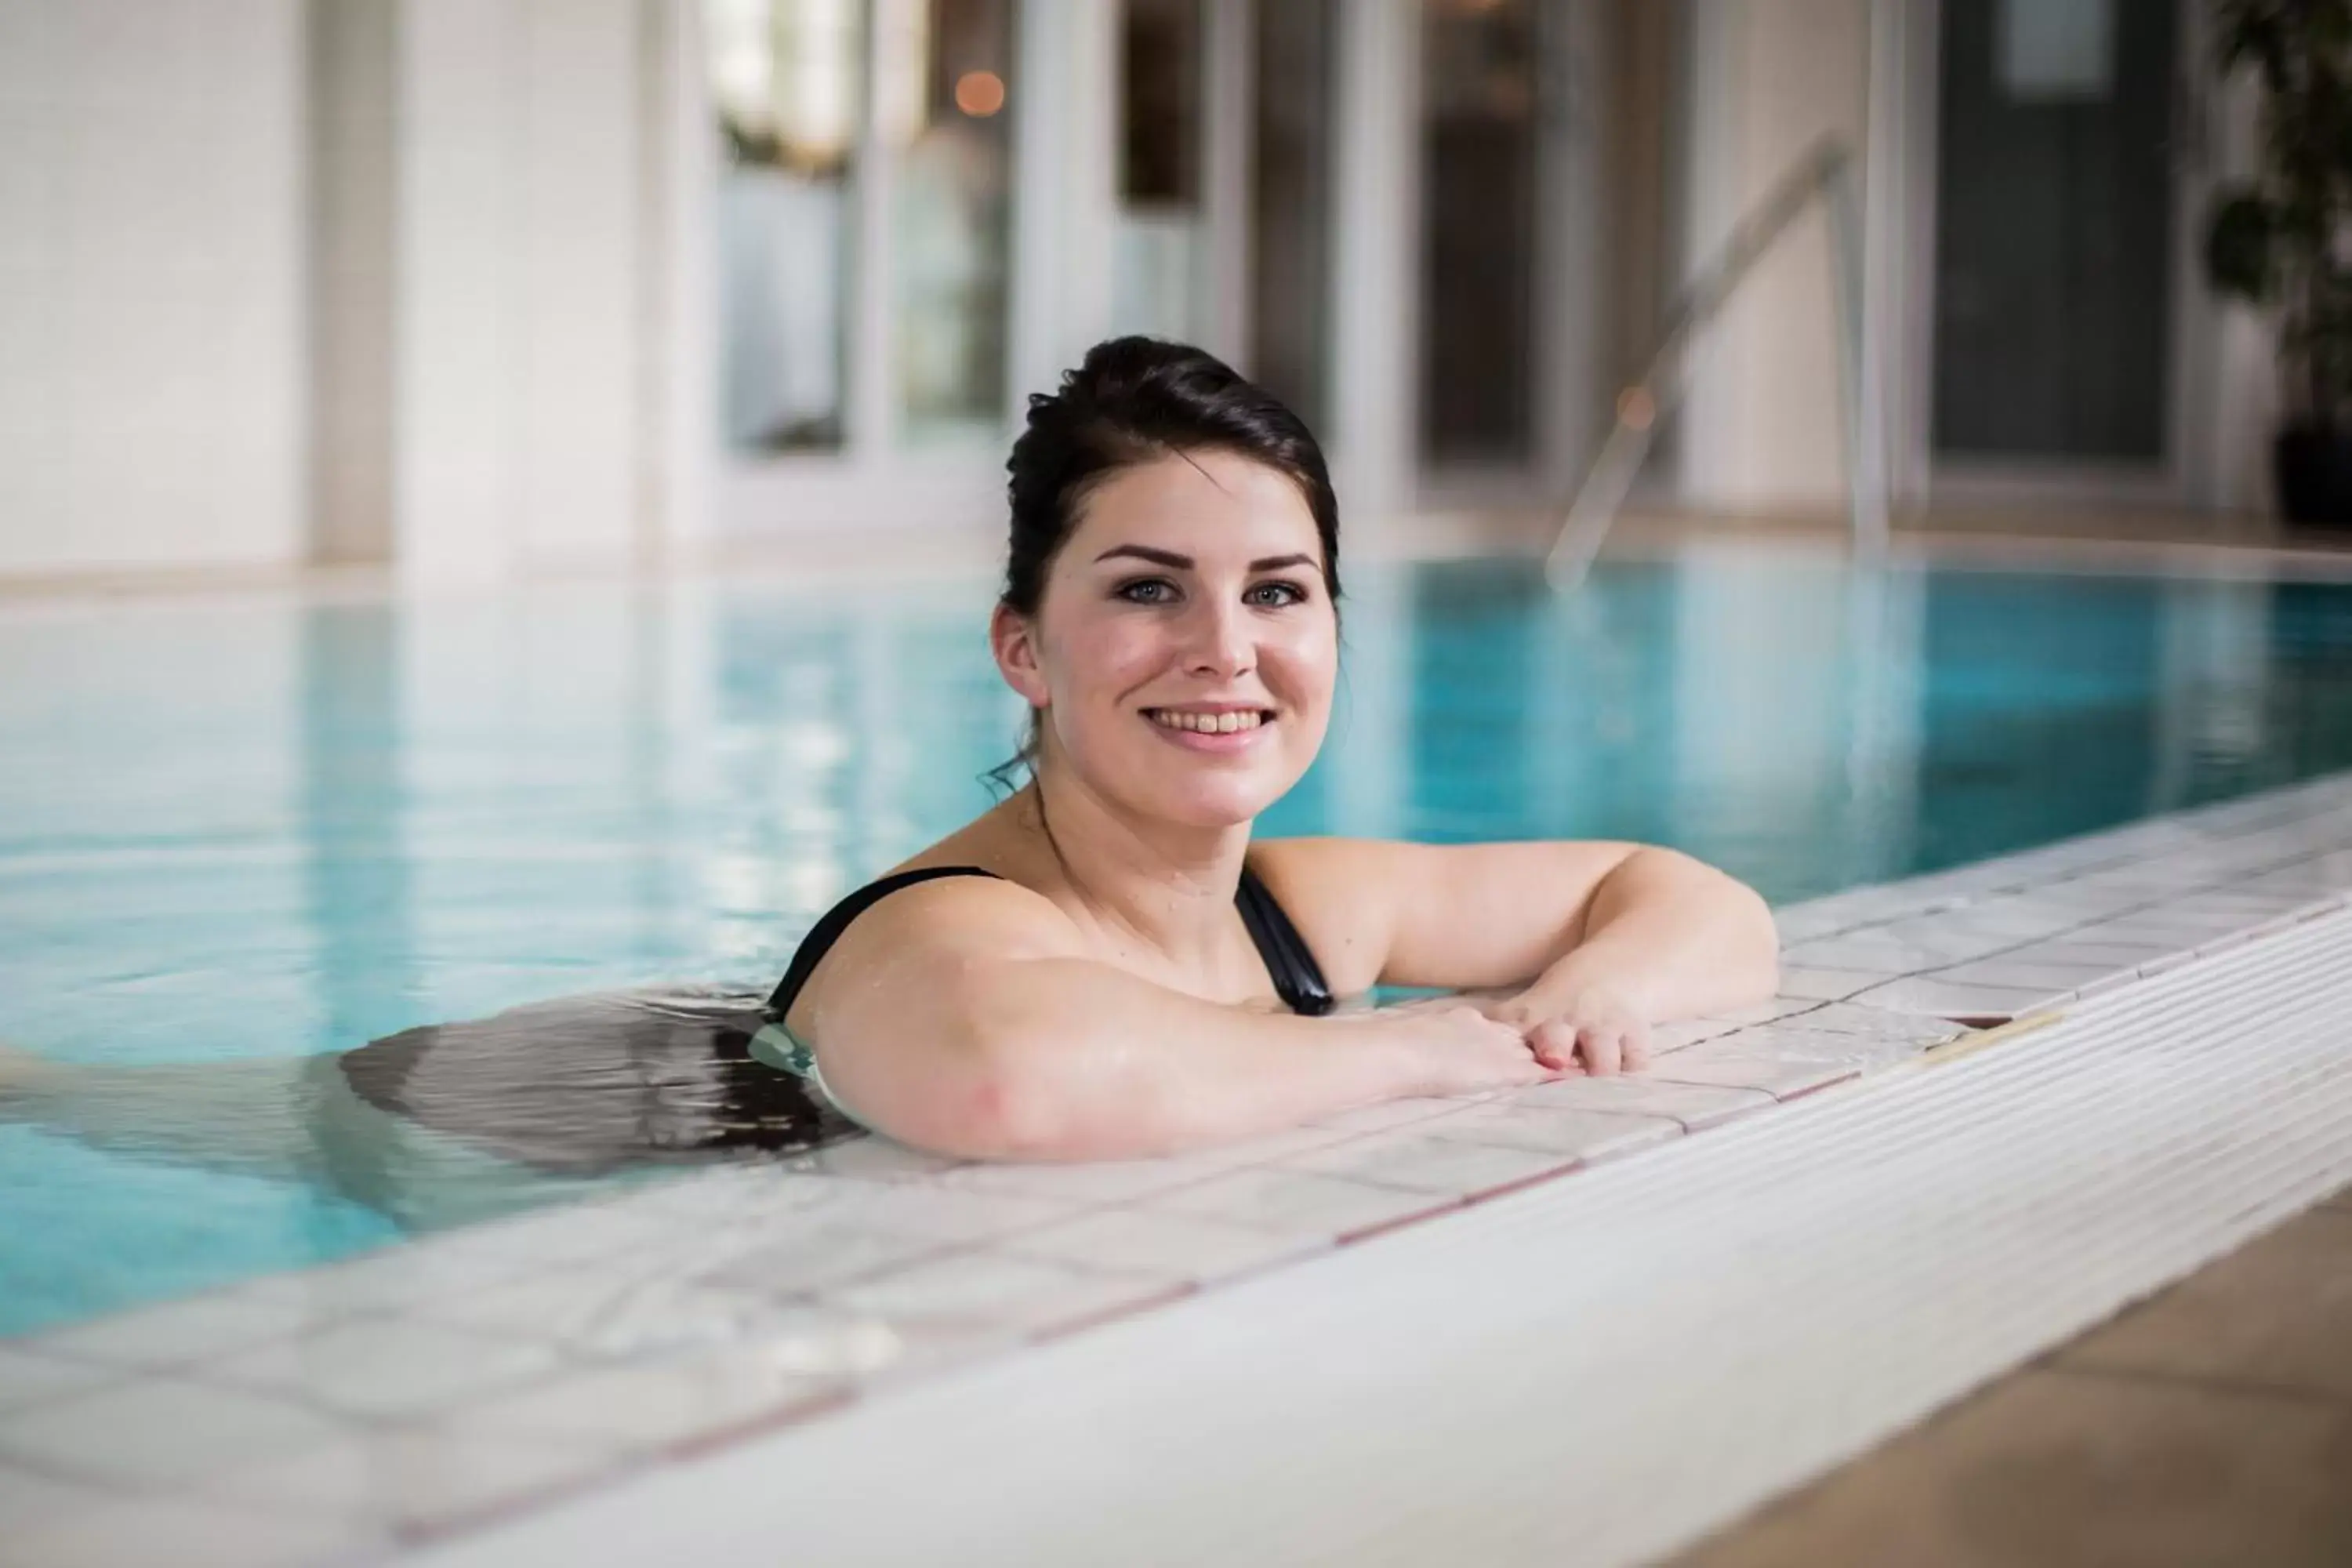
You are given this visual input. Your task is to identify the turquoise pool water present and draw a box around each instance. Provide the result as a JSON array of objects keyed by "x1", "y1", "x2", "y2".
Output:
[{"x1": 7, "y1": 545, "x2": 2352, "y2": 1335}]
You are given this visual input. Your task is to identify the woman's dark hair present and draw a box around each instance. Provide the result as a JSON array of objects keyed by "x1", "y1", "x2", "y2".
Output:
[
  {"x1": 1004, "y1": 336, "x2": 1341, "y2": 615},
  {"x1": 987, "y1": 337, "x2": 1341, "y2": 794}
]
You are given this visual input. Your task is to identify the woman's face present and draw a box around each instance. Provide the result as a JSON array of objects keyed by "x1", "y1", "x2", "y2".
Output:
[{"x1": 994, "y1": 449, "x2": 1338, "y2": 829}]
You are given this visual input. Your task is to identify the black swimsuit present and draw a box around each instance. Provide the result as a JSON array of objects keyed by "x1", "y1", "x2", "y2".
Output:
[
  {"x1": 335, "y1": 863, "x2": 1332, "y2": 1176},
  {"x1": 764, "y1": 863, "x2": 1336, "y2": 1019}
]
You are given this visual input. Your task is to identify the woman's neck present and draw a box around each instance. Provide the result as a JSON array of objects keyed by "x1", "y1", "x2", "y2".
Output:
[{"x1": 1008, "y1": 763, "x2": 1252, "y2": 968}]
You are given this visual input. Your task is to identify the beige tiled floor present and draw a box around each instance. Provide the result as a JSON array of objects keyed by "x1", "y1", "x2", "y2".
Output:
[{"x1": 1671, "y1": 1188, "x2": 2352, "y2": 1568}]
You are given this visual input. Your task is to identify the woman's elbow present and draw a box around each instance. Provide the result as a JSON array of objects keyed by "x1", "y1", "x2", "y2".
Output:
[
  {"x1": 842, "y1": 1021, "x2": 1109, "y2": 1164},
  {"x1": 938, "y1": 1063, "x2": 1092, "y2": 1163},
  {"x1": 850, "y1": 1061, "x2": 1076, "y2": 1163}
]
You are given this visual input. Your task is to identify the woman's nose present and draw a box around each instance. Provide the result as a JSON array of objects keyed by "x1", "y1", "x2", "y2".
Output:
[{"x1": 1183, "y1": 597, "x2": 1254, "y2": 676}]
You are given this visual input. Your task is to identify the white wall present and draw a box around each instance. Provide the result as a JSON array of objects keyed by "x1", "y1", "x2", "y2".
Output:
[
  {"x1": 393, "y1": 0, "x2": 652, "y2": 582},
  {"x1": 0, "y1": 0, "x2": 666, "y2": 584},
  {"x1": 1674, "y1": 0, "x2": 1871, "y2": 518},
  {"x1": 0, "y1": 0, "x2": 307, "y2": 577}
]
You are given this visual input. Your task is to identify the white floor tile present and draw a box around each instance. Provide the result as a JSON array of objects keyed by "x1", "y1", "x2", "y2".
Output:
[
  {"x1": 280, "y1": 1238, "x2": 541, "y2": 1316},
  {"x1": 456, "y1": 1347, "x2": 843, "y2": 1452},
  {"x1": 1008, "y1": 1208, "x2": 1316, "y2": 1280},
  {"x1": 0, "y1": 1348, "x2": 120, "y2": 1414},
  {"x1": 826, "y1": 1250, "x2": 1168, "y2": 1337},
  {"x1": 207, "y1": 1316, "x2": 563, "y2": 1421},
  {"x1": 1775, "y1": 967, "x2": 1890, "y2": 1003},
  {"x1": 1181, "y1": 1124, "x2": 1367, "y2": 1169},
  {"x1": 1301, "y1": 1098, "x2": 1475, "y2": 1136},
  {"x1": 29, "y1": 1286, "x2": 329, "y2": 1370},
  {"x1": 933, "y1": 1155, "x2": 1228, "y2": 1206},
  {"x1": 0, "y1": 1377, "x2": 348, "y2": 1486},
  {"x1": 1504, "y1": 1076, "x2": 1773, "y2": 1130},
  {"x1": 1688, "y1": 996, "x2": 1819, "y2": 1029},
  {"x1": 1843, "y1": 975, "x2": 2055, "y2": 1021},
  {"x1": 1417, "y1": 1103, "x2": 1681, "y2": 1163},
  {"x1": 207, "y1": 1425, "x2": 619, "y2": 1534},
  {"x1": 1770, "y1": 1003, "x2": 1960, "y2": 1045},
  {"x1": 1648, "y1": 1018, "x2": 1733, "y2": 1053},
  {"x1": 1696, "y1": 1025, "x2": 1939, "y2": 1070},
  {"x1": 0, "y1": 1494, "x2": 378, "y2": 1568},
  {"x1": 834, "y1": 1181, "x2": 1087, "y2": 1243},
  {"x1": 1644, "y1": 1051, "x2": 1857, "y2": 1099},
  {"x1": 0, "y1": 1463, "x2": 109, "y2": 1530},
  {"x1": 1925, "y1": 957, "x2": 2124, "y2": 994},
  {"x1": 692, "y1": 1223, "x2": 943, "y2": 1298},
  {"x1": 1146, "y1": 1167, "x2": 1454, "y2": 1239},
  {"x1": 1283, "y1": 1134, "x2": 1578, "y2": 1199},
  {"x1": 438, "y1": 1202, "x2": 685, "y2": 1270}
]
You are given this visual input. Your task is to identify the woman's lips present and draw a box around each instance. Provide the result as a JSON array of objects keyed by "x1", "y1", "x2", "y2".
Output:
[{"x1": 1141, "y1": 706, "x2": 1276, "y2": 753}]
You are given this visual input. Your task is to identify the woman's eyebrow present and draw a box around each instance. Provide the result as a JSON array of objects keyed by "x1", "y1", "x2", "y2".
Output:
[
  {"x1": 1094, "y1": 545, "x2": 1317, "y2": 572},
  {"x1": 1095, "y1": 544, "x2": 1192, "y2": 568}
]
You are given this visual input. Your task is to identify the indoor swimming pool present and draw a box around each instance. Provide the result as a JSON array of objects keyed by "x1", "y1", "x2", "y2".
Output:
[{"x1": 8, "y1": 542, "x2": 2352, "y2": 1336}]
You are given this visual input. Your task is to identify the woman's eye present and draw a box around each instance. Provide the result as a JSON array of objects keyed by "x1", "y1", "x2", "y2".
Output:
[
  {"x1": 1246, "y1": 580, "x2": 1308, "y2": 608},
  {"x1": 1116, "y1": 578, "x2": 1178, "y2": 604}
]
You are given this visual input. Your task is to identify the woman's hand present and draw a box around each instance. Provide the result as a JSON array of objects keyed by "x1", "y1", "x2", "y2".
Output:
[
  {"x1": 1355, "y1": 1000, "x2": 1558, "y2": 1097},
  {"x1": 1476, "y1": 982, "x2": 1653, "y2": 1076}
]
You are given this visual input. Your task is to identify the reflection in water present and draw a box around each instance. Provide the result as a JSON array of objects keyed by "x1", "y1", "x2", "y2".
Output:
[
  {"x1": 300, "y1": 604, "x2": 416, "y2": 1058},
  {"x1": 10, "y1": 554, "x2": 2352, "y2": 1330}
]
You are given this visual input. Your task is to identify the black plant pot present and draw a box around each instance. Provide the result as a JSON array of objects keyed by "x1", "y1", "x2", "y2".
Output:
[{"x1": 2274, "y1": 423, "x2": 2352, "y2": 529}]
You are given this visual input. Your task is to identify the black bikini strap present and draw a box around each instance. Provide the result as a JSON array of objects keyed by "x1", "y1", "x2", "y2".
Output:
[
  {"x1": 766, "y1": 866, "x2": 1000, "y2": 1015},
  {"x1": 1237, "y1": 865, "x2": 1336, "y2": 1016},
  {"x1": 768, "y1": 862, "x2": 1334, "y2": 1022}
]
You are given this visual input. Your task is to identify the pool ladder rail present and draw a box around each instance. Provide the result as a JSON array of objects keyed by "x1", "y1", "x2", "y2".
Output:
[{"x1": 1544, "y1": 135, "x2": 1891, "y2": 590}]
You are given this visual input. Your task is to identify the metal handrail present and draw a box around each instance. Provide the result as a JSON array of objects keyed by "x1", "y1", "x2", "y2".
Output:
[{"x1": 1544, "y1": 135, "x2": 1888, "y2": 587}]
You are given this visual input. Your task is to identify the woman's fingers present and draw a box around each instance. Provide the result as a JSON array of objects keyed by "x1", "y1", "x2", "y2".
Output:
[
  {"x1": 1526, "y1": 1018, "x2": 1580, "y2": 1073},
  {"x1": 1578, "y1": 1023, "x2": 1624, "y2": 1076}
]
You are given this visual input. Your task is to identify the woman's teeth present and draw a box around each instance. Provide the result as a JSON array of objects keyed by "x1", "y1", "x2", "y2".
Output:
[{"x1": 1148, "y1": 709, "x2": 1266, "y2": 734}]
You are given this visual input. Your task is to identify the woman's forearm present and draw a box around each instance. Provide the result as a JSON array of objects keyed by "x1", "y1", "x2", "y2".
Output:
[
  {"x1": 1538, "y1": 848, "x2": 1778, "y2": 1019},
  {"x1": 829, "y1": 959, "x2": 1428, "y2": 1162}
]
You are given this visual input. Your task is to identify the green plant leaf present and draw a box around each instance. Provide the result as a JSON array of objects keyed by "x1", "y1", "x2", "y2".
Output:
[{"x1": 2206, "y1": 190, "x2": 2280, "y2": 301}]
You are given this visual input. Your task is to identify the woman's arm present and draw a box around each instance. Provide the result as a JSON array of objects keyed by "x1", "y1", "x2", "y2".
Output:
[
  {"x1": 1253, "y1": 839, "x2": 1780, "y2": 1073},
  {"x1": 799, "y1": 880, "x2": 1550, "y2": 1161}
]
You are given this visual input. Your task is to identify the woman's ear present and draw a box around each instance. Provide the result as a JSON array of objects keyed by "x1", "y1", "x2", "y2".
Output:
[{"x1": 989, "y1": 601, "x2": 1051, "y2": 710}]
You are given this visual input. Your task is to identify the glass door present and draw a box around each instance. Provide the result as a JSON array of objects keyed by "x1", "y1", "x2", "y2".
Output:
[
  {"x1": 1420, "y1": 0, "x2": 1544, "y2": 469},
  {"x1": 1926, "y1": 0, "x2": 2202, "y2": 503}
]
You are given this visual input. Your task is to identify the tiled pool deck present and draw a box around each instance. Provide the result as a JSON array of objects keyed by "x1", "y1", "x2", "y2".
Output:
[{"x1": 7, "y1": 774, "x2": 2352, "y2": 1566}]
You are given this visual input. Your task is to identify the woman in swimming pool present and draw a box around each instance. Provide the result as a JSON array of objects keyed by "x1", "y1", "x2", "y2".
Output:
[
  {"x1": 0, "y1": 338, "x2": 1775, "y2": 1211},
  {"x1": 753, "y1": 336, "x2": 1777, "y2": 1157}
]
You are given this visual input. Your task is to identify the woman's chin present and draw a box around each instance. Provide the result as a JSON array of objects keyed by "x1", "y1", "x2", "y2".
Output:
[{"x1": 1140, "y1": 773, "x2": 1294, "y2": 829}]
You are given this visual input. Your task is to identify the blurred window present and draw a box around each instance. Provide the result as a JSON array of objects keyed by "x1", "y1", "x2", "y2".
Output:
[
  {"x1": 1933, "y1": 0, "x2": 2176, "y2": 461},
  {"x1": 888, "y1": 0, "x2": 1019, "y2": 445},
  {"x1": 1116, "y1": 0, "x2": 1207, "y2": 339},
  {"x1": 1250, "y1": 0, "x2": 1338, "y2": 434},
  {"x1": 1420, "y1": 0, "x2": 1542, "y2": 466},
  {"x1": 709, "y1": 0, "x2": 865, "y2": 453}
]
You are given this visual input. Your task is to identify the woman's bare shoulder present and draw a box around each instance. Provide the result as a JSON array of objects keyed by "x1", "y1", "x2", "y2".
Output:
[
  {"x1": 785, "y1": 852, "x2": 1084, "y2": 1035},
  {"x1": 831, "y1": 862, "x2": 1078, "y2": 965}
]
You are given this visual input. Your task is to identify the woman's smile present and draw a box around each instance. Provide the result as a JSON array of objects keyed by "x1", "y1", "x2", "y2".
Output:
[{"x1": 1141, "y1": 703, "x2": 1277, "y2": 752}]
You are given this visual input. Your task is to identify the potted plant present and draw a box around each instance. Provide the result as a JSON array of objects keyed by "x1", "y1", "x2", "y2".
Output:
[{"x1": 2205, "y1": 0, "x2": 2352, "y2": 527}]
